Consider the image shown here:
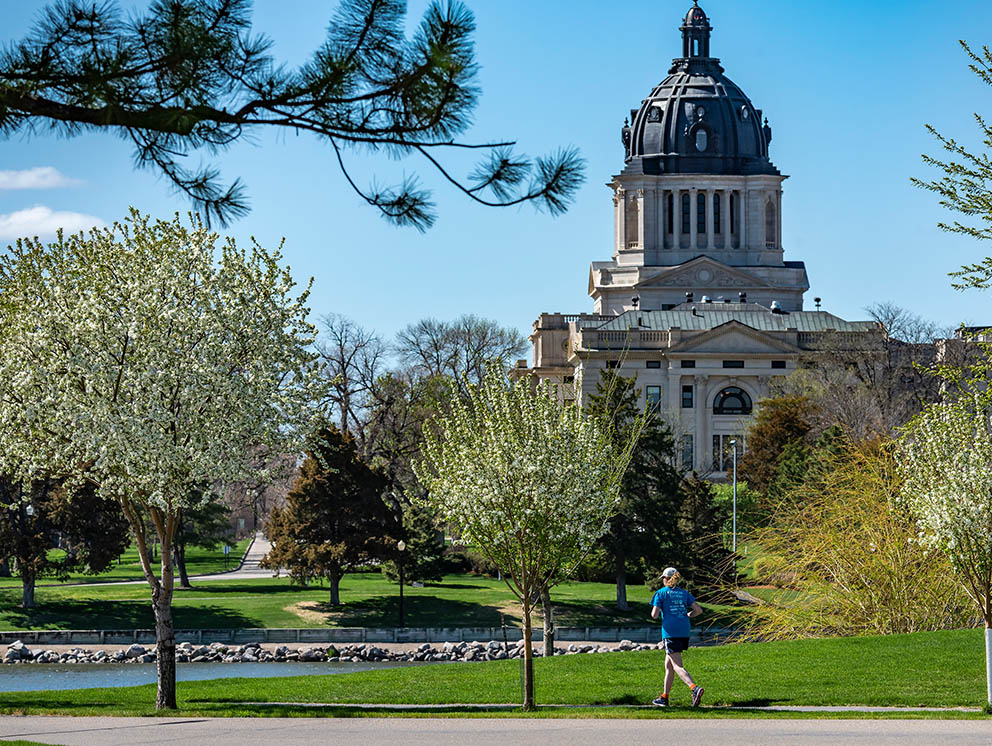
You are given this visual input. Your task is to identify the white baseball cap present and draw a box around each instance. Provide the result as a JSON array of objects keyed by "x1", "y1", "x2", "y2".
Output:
[{"x1": 661, "y1": 567, "x2": 679, "y2": 579}]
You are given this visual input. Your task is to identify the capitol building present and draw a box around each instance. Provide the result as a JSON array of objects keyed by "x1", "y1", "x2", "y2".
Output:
[{"x1": 515, "y1": 1, "x2": 883, "y2": 476}]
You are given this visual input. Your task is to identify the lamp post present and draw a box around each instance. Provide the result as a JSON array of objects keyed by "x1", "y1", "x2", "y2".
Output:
[
  {"x1": 397, "y1": 539, "x2": 406, "y2": 628},
  {"x1": 729, "y1": 439, "x2": 738, "y2": 553}
]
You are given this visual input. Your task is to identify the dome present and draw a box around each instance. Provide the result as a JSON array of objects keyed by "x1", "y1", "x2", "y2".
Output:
[
  {"x1": 685, "y1": 2, "x2": 709, "y2": 27},
  {"x1": 619, "y1": 3, "x2": 778, "y2": 177}
]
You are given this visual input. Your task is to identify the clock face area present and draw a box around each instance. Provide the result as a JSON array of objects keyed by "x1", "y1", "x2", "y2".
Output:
[{"x1": 696, "y1": 130, "x2": 708, "y2": 152}]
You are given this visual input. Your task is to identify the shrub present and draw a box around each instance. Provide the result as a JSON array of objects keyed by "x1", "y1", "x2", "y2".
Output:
[{"x1": 740, "y1": 439, "x2": 978, "y2": 639}]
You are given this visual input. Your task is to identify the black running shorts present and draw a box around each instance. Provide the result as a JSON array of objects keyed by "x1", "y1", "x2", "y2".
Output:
[{"x1": 663, "y1": 637, "x2": 690, "y2": 653}]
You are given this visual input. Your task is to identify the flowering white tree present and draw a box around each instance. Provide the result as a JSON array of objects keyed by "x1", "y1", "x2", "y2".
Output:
[
  {"x1": 898, "y1": 393, "x2": 992, "y2": 709},
  {"x1": 0, "y1": 211, "x2": 322, "y2": 710},
  {"x1": 413, "y1": 367, "x2": 637, "y2": 711}
]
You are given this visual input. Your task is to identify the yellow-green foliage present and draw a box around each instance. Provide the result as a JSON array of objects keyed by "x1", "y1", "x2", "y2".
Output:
[{"x1": 741, "y1": 440, "x2": 977, "y2": 640}]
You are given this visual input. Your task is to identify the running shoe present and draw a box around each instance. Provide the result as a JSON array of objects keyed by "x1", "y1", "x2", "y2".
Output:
[
  {"x1": 652, "y1": 695, "x2": 669, "y2": 707},
  {"x1": 691, "y1": 686, "x2": 704, "y2": 707}
]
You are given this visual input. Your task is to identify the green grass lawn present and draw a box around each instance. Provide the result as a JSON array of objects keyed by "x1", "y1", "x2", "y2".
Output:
[
  {"x1": 0, "y1": 629, "x2": 986, "y2": 718},
  {"x1": 0, "y1": 572, "x2": 740, "y2": 631},
  {"x1": 0, "y1": 539, "x2": 252, "y2": 589}
]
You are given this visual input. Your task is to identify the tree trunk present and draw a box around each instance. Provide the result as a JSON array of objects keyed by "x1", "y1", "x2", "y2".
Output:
[
  {"x1": 152, "y1": 582, "x2": 177, "y2": 710},
  {"x1": 540, "y1": 587, "x2": 555, "y2": 659},
  {"x1": 521, "y1": 599, "x2": 535, "y2": 711},
  {"x1": 21, "y1": 573, "x2": 35, "y2": 609},
  {"x1": 174, "y1": 544, "x2": 191, "y2": 589},
  {"x1": 615, "y1": 545, "x2": 629, "y2": 611},
  {"x1": 329, "y1": 572, "x2": 341, "y2": 605}
]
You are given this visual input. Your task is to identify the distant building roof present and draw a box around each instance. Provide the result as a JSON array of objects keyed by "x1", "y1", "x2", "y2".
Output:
[{"x1": 582, "y1": 306, "x2": 880, "y2": 334}]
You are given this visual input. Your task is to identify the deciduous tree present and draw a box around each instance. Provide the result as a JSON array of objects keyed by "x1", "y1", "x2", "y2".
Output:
[
  {"x1": 0, "y1": 210, "x2": 320, "y2": 710},
  {"x1": 413, "y1": 366, "x2": 637, "y2": 711},
  {"x1": 899, "y1": 393, "x2": 992, "y2": 709}
]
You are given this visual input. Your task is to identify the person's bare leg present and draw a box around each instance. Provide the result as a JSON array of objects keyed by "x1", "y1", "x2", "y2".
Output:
[
  {"x1": 664, "y1": 654, "x2": 676, "y2": 696},
  {"x1": 667, "y1": 651, "x2": 695, "y2": 688}
]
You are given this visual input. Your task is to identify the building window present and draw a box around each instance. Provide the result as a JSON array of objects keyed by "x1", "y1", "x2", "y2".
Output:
[
  {"x1": 714, "y1": 387, "x2": 753, "y2": 415},
  {"x1": 682, "y1": 385, "x2": 694, "y2": 409},
  {"x1": 681, "y1": 360, "x2": 696, "y2": 368},
  {"x1": 606, "y1": 361, "x2": 621, "y2": 369},
  {"x1": 681, "y1": 434, "x2": 694, "y2": 472},
  {"x1": 730, "y1": 192, "x2": 736, "y2": 234},
  {"x1": 626, "y1": 197, "x2": 639, "y2": 245},
  {"x1": 723, "y1": 360, "x2": 745, "y2": 369},
  {"x1": 667, "y1": 193, "x2": 674, "y2": 234},
  {"x1": 771, "y1": 360, "x2": 787, "y2": 369},
  {"x1": 681, "y1": 193, "x2": 690, "y2": 234},
  {"x1": 765, "y1": 200, "x2": 777, "y2": 248},
  {"x1": 647, "y1": 361, "x2": 662, "y2": 369},
  {"x1": 646, "y1": 385, "x2": 661, "y2": 412},
  {"x1": 712, "y1": 434, "x2": 744, "y2": 472},
  {"x1": 697, "y1": 193, "x2": 706, "y2": 234},
  {"x1": 564, "y1": 376, "x2": 575, "y2": 383},
  {"x1": 714, "y1": 193, "x2": 721, "y2": 234}
]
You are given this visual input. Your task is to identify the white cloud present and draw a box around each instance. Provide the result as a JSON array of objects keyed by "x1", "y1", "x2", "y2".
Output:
[
  {"x1": 0, "y1": 206, "x2": 104, "y2": 240},
  {"x1": 0, "y1": 167, "x2": 82, "y2": 190}
]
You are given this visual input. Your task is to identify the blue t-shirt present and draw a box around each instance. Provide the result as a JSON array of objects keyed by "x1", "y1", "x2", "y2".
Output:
[{"x1": 651, "y1": 585, "x2": 696, "y2": 639}]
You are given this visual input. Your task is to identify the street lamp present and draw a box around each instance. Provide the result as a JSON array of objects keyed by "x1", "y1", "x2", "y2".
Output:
[
  {"x1": 397, "y1": 540, "x2": 406, "y2": 628},
  {"x1": 729, "y1": 439, "x2": 738, "y2": 553}
]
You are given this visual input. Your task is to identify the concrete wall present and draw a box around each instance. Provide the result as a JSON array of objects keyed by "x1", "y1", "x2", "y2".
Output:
[{"x1": 0, "y1": 626, "x2": 666, "y2": 645}]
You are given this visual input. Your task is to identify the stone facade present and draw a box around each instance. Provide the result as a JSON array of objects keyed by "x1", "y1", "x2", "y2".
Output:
[{"x1": 515, "y1": 2, "x2": 883, "y2": 476}]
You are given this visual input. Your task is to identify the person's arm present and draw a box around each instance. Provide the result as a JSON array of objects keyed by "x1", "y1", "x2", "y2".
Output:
[
  {"x1": 651, "y1": 605, "x2": 661, "y2": 620},
  {"x1": 687, "y1": 602, "x2": 703, "y2": 619}
]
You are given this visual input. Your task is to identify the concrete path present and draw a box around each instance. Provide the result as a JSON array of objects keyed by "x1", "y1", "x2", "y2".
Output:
[
  {"x1": 24, "y1": 532, "x2": 286, "y2": 588},
  {"x1": 2, "y1": 716, "x2": 991, "y2": 746}
]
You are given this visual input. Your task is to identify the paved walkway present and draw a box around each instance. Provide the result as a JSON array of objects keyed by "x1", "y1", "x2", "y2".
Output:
[
  {"x1": 228, "y1": 702, "x2": 984, "y2": 714},
  {"x1": 2, "y1": 716, "x2": 990, "y2": 746},
  {"x1": 24, "y1": 532, "x2": 286, "y2": 588}
]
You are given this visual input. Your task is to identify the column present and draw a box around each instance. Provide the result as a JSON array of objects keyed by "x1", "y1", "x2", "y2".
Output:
[
  {"x1": 616, "y1": 188, "x2": 626, "y2": 255},
  {"x1": 676, "y1": 190, "x2": 684, "y2": 249},
  {"x1": 722, "y1": 189, "x2": 731, "y2": 249},
  {"x1": 689, "y1": 188, "x2": 698, "y2": 250},
  {"x1": 636, "y1": 189, "x2": 646, "y2": 251},
  {"x1": 706, "y1": 189, "x2": 716, "y2": 250},
  {"x1": 613, "y1": 193, "x2": 621, "y2": 256},
  {"x1": 693, "y1": 374, "x2": 708, "y2": 472},
  {"x1": 740, "y1": 188, "x2": 748, "y2": 251},
  {"x1": 659, "y1": 190, "x2": 667, "y2": 250}
]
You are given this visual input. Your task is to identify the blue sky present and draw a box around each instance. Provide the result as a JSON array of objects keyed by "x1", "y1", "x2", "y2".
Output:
[{"x1": 1, "y1": 0, "x2": 990, "y2": 344}]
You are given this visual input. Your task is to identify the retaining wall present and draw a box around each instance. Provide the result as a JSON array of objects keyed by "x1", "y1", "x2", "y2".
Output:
[{"x1": 0, "y1": 626, "x2": 666, "y2": 646}]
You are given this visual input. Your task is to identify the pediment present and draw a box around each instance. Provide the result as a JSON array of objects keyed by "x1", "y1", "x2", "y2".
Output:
[
  {"x1": 637, "y1": 257, "x2": 774, "y2": 290},
  {"x1": 669, "y1": 321, "x2": 800, "y2": 355}
]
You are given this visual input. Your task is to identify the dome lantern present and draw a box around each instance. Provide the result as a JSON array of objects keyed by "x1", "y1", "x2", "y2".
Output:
[{"x1": 682, "y1": 1, "x2": 712, "y2": 59}]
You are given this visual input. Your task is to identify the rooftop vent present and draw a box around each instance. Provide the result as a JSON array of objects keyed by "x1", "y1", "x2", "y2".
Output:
[
  {"x1": 702, "y1": 295, "x2": 712, "y2": 303},
  {"x1": 770, "y1": 300, "x2": 785, "y2": 315},
  {"x1": 739, "y1": 292, "x2": 747, "y2": 303}
]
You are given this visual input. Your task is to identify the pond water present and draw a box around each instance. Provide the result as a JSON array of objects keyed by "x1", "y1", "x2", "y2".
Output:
[{"x1": 0, "y1": 660, "x2": 420, "y2": 692}]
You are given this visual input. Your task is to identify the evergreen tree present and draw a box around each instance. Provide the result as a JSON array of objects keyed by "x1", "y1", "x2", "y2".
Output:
[
  {"x1": 0, "y1": 476, "x2": 129, "y2": 607},
  {"x1": 0, "y1": 0, "x2": 584, "y2": 228},
  {"x1": 586, "y1": 371, "x2": 683, "y2": 610},
  {"x1": 676, "y1": 474, "x2": 735, "y2": 592},
  {"x1": 381, "y1": 503, "x2": 447, "y2": 585},
  {"x1": 261, "y1": 425, "x2": 397, "y2": 604}
]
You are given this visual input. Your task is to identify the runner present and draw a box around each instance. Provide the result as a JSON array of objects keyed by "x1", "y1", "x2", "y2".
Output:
[{"x1": 650, "y1": 567, "x2": 704, "y2": 707}]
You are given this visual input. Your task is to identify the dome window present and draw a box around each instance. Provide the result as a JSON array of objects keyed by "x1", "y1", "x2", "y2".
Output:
[
  {"x1": 714, "y1": 387, "x2": 752, "y2": 415},
  {"x1": 695, "y1": 130, "x2": 708, "y2": 152}
]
